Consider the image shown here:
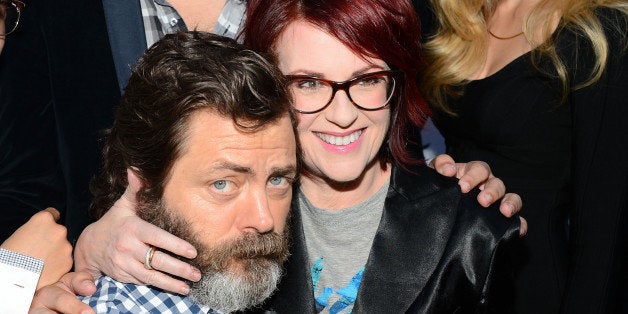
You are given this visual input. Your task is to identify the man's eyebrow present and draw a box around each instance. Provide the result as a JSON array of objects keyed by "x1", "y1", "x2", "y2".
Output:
[
  {"x1": 212, "y1": 161, "x2": 253, "y2": 174},
  {"x1": 210, "y1": 163, "x2": 297, "y2": 178},
  {"x1": 270, "y1": 165, "x2": 298, "y2": 178}
]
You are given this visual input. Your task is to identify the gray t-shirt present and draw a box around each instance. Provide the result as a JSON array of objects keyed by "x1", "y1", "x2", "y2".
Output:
[{"x1": 298, "y1": 180, "x2": 389, "y2": 313}]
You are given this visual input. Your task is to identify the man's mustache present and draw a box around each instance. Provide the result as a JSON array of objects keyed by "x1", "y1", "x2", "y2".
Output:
[
  {"x1": 228, "y1": 232, "x2": 289, "y2": 260},
  {"x1": 194, "y1": 231, "x2": 290, "y2": 272}
]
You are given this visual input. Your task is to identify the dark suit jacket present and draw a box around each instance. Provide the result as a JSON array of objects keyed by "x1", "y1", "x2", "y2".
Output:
[
  {"x1": 261, "y1": 166, "x2": 520, "y2": 313},
  {"x1": 0, "y1": 0, "x2": 146, "y2": 242},
  {"x1": 561, "y1": 9, "x2": 628, "y2": 313}
]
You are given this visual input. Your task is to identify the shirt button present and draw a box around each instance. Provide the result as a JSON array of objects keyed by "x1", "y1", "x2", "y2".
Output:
[{"x1": 170, "y1": 18, "x2": 178, "y2": 27}]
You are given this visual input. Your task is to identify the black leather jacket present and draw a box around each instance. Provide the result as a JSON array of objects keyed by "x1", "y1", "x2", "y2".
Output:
[{"x1": 259, "y1": 165, "x2": 520, "y2": 313}]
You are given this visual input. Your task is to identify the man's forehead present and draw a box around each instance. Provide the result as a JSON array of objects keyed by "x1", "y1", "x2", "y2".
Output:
[{"x1": 180, "y1": 110, "x2": 296, "y2": 168}]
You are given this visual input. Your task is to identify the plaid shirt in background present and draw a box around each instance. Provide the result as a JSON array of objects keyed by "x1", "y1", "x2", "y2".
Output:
[
  {"x1": 140, "y1": 0, "x2": 246, "y2": 47},
  {"x1": 80, "y1": 275, "x2": 220, "y2": 313}
]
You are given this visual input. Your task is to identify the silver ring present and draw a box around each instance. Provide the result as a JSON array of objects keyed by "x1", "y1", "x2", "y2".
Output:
[{"x1": 144, "y1": 246, "x2": 156, "y2": 270}]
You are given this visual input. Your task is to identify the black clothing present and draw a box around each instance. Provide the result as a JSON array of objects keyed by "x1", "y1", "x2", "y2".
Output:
[
  {"x1": 433, "y1": 9, "x2": 628, "y2": 313},
  {"x1": 0, "y1": 0, "x2": 145, "y2": 242},
  {"x1": 261, "y1": 165, "x2": 520, "y2": 313}
]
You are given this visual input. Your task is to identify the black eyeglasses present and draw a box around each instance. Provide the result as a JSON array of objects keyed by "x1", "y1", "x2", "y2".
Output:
[
  {"x1": 0, "y1": 0, "x2": 25, "y2": 36},
  {"x1": 285, "y1": 70, "x2": 402, "y2": 114}
]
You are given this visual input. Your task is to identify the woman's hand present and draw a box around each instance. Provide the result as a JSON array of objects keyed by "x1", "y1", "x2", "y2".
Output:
[
  {"x1": 73, "y1": 169, "x2": 201, "y2": 295},
  {"x1": 429, "y1": 154, "x2": 527, "y2": 236}
]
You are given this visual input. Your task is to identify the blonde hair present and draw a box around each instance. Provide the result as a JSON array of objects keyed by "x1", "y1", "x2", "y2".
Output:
[{"x1": 422, "y1": 0, "x2": 628, "y2": 114}]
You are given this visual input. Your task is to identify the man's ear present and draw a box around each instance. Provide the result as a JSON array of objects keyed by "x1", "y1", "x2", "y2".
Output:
[{"x1": 126, "y1": 167, "x2": 144, "y2": 195}]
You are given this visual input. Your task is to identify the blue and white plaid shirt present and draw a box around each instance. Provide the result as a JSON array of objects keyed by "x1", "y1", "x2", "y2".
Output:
[
  {"x1": 80, "y1": 275, "x2": 220, "y2": 314},
  {"x1": 140, "y1": 0, "x2": 246, "y2": 47}
]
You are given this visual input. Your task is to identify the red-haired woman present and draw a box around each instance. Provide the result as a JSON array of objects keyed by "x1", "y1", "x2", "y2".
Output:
[{"x1": 240, "y1": 0, "x2": 521, "y2": 311}]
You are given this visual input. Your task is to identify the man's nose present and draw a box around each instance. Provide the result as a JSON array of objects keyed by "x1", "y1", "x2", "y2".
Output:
[{"x1": 237, "y1": 189, "x2": 275, "y2": 234}]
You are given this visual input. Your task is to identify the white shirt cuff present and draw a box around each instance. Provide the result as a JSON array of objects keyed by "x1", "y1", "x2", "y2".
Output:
[{"x1": 0, "y1": 248, "x2": 43, "y2": 314}]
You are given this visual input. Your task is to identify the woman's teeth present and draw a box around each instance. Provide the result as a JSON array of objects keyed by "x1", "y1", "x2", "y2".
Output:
[{"x1": 316, "y1": 130, "x2": 363, "y2": 145}]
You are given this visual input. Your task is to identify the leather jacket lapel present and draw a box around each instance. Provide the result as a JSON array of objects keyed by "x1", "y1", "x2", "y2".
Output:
[{"x1": 354, "y1": 166, "x2": 461, "y2": 312}]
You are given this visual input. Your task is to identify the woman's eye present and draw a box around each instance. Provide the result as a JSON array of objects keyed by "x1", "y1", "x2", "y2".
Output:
[
  {"x1": 357, "y1": 76, "x2": 385, "y2": 86},
  {"x1": 296, "y1": 79, "x2": 324, "y2": 90}
]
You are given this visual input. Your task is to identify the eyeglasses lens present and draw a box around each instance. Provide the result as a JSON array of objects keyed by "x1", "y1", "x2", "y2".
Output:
[
  {"x1": 348, "y1": 73, "x2": 394, "y2": 110},
  {"x1": 289, "y1": 72, "x2": 396, "y2": 113},
  {"x1": 0, "y1": 1, "x2": 20, "y2": 36}
]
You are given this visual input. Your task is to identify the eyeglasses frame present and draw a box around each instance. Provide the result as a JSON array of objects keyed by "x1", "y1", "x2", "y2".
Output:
[
  {"x1": 0, "y1": 0, "x2": 25, "y2": 36},
  {"x1": 285, "y1": 70, "x2": 403, "y2": 114}
]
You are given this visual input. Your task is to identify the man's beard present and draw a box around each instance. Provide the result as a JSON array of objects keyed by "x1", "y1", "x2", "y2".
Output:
[{"x1": 137, "y1": 198, "x2": 290, "y2": 312}]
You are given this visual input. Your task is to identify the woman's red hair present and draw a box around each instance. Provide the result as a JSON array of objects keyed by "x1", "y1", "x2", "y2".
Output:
[{"x1": 243, "y1": 0, "x2": 428, "y2": 166}]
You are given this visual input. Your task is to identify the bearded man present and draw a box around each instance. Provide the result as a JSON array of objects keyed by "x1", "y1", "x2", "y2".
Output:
[{"x1": 80, "y1": 31, "x2": 298, "y2": 313}]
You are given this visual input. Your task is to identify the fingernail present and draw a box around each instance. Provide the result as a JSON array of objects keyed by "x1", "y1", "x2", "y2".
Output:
[
  {"x1": 459, "y1": 181, "x2": 470, "y2": 193},
  {"x1": 180, "y1": 285, "x2": 190, "y2": 295},
  {"x1": 192, "y1": 268, "x2": 202, "y2": 281},
  {"x1": 187, "y1": 248, "x2": 197, "y2": 258},
  {"x1": 439, "y1": 164, "x2": 455, "y2": 175},
  {"x1": 506, "y1": 203, "x2": 515, "y2": 215},
  {"x1": 483, "y1": 193, "x2": 493, "y2": 203},
  {"x1": 83, "y1": 280, "x2": 96, "y2": 288}
]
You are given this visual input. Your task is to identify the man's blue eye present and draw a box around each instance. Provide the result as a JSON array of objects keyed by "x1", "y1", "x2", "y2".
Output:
[
  {"x1": 269, "y1": 177, "x2": 285, "y2": 186},
  {"x1": 213, "y1": 180, "x2": 227, "y2": 190}
]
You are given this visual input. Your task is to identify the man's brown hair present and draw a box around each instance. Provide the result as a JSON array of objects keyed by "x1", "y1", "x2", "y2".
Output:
[{"x1": 91, "y1": 31, "x2": 296, "y2": 218}]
